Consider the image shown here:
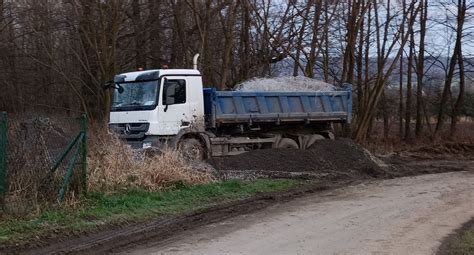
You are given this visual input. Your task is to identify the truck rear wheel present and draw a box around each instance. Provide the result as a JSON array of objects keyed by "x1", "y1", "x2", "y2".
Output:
[
  {"x1": 277, "y1": 138, "x2": 299, "y2": 149},
  {"x1": 179, "y1": 138, "x2": 206, "y2": 161},
  {"x1": 305, "y1": 134, "x2": 325, "y2": 149}
]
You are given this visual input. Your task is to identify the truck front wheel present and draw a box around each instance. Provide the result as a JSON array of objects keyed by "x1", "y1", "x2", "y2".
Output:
[{"x1": 179, "y1": 138, "x2": 206, "y2": 161}]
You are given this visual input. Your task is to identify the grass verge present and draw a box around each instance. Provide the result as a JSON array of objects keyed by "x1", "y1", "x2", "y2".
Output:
[
  {"x1": 439, "y1": 218, "x2": 474, "y2": 255},
  {"x1": 0, "y1": 179, "x2": 298, "y2": 246}
]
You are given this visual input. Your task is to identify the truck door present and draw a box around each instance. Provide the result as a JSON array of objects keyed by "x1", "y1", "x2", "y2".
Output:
[{"x1": 159, "y1": 77, "x2": 191, "y2": 135}]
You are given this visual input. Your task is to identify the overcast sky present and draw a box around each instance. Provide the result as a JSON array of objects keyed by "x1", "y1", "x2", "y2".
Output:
[{"x1": 426, "y1": 2, "x2": 474, "y2": 56}]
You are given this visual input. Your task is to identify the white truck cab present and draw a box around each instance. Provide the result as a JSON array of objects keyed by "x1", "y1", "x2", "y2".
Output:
[{"x1": 109, "y1": 69, "x2": 205, "y2": 149}]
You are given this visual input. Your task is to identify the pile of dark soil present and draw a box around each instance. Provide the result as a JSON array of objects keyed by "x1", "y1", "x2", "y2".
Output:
[{"x1": 208, "y1": 139, "x2": 385, "y2": 180}]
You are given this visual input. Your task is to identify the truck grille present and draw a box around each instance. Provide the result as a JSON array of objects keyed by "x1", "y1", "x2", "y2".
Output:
[{"x1": 109, "y1": 123, "x2": 150, "y2": 140}]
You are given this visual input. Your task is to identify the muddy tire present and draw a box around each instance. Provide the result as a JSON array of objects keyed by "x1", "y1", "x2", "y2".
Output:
[
  {"x1": 179, "y1": 138, "x2": 206, "y2": 160},
  {"x1": 277, "y1": 138, "x2": 299, "y2": 149},
  {"x1": 306, "y1": 134, "x2": 325, "y2": 149},
  {"x1": 325, "y1": 131, "x2": 335, "y2": 140}
]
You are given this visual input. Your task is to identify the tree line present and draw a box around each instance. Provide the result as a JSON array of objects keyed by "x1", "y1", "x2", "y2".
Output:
[{"x1": 0, "y1": 0, "x2": 472, "y2": 143}]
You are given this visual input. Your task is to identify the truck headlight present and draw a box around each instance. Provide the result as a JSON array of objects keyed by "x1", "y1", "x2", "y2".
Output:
[{"x1": 142, "y1": 142, "x2": 152, "y2": 149}]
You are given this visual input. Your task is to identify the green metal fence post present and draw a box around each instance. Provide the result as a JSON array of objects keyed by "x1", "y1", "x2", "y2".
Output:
[
  {"x1": 0, "y1": 112, "x2": 7, "y2": 202},
  {"x1": 50, "y1": 133, "x2": 82, "y2": 173},
  {"x1": 80, "y1": 114, "x2": 87, "y2": 195},
  {"x1": 58, "y1": 137, "x2": 82, "y2": 202}
]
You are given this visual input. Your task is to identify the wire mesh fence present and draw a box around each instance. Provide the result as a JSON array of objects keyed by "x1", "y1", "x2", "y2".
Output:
[{"x1": 0, "y1": 113, "x2": 87, "y2": 215}]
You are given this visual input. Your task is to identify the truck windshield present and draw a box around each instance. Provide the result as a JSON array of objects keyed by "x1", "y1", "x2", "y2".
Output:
[{"x1": 111, "y1": 80, "x2": 159, "y2": 111}]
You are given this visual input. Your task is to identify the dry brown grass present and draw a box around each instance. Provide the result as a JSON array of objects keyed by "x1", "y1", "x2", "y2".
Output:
[
  {"x1": 3, "y1": 117, "x2": 76, "y2": 216},
  {"x1": 1, "y1": 117, "x2": 214, "y2": 217},
  {"x1": 87, "y1": 129, "x2": 214, "y2": 192}
]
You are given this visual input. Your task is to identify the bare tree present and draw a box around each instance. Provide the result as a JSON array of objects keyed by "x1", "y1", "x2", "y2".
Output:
[
  {"x1": 219, "y1": 1, "x2": 238, "y2": 88},
  {"x1": 405, "y1": 3, "x2": 416, "y2": 141},
  {"x1": 0, "y1": 0, "x2": 471, "y2": 145},
  {"x1": 354, "y1": 1, "x2": 421, "y2": 143},
  {"x1": 415, "y1": 0, "x2": 428, "y2": 137},
  {"x1": 435, "y1": 0, "x2": 468, "y2": 136},
  {"x1": 341, "y1": 0, "x2": 367, "y2": 86}
]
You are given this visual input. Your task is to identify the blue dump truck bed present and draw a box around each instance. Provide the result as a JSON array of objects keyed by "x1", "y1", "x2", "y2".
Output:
[{"x1": 203, "y1": 85, "x2": 352, "y2": 128}]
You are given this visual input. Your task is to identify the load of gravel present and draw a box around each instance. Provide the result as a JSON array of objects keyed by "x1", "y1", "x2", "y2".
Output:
[{"x1": 235, "y1": 76, "x2": 336, "y2": 92}]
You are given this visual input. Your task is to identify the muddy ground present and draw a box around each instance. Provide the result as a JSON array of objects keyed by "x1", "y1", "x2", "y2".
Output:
[{"x1": 5, "y1": 140, "x2": 474, "y2": 254}]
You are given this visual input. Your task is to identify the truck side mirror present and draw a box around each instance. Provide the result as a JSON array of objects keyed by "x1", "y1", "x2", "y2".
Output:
[
  {"x1": 117, "y1": 84, "x2": 124, "y2": 94},
  {"x1": 104, "y1": 81, "x2": 124, "y2": 94}
]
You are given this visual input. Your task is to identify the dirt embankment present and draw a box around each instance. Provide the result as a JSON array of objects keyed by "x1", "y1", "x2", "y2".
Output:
[
  {"x1": 208, "y1": 139, "x2": 474, "y2": 180},
  {"x1": 380, "y1": 143, "x2": 474, "y2": 177},
  {"x1": 396, "y1": 142, "x2": 474, "y2": 159},
  {"x1": 209, "y1": 139, "x2": 385, "y2": 180}
]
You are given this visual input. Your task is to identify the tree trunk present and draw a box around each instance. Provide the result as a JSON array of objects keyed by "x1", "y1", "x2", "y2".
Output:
[
  {"x1": 356, "y1": 5, "x2": 365, "y2": 114},
  {"x1": 304, "y1": 1, "x2": 323, "y2": 78},
  {"x1": 435, "y1": 0, "x2": 465, "y2": 135},
  {"x1": 382, "y1": 90, "x2": 389, "y2": 139},
  {"x1": 148, "y1": 0, "x2": 162, "y2": 68},
  {"x1": 341, "y1": 0, "x2": 363, "y2": 85},
  {"x1": 292, "y1": 1, "x2": 311, "y2": 77},
  {"x1": 415, "y1": 0, "x2": 427, "y2": 137},
  {"x1": 220, "y1": 2, "x2": 238, "y2": 89},
  {"x1": 354, "y1": 1, "x2": 420, "y2": 143},
  {"x1": 449, "y1": 0, "x2": 467, "y2": 137},
  {"x1": 238, "y1": 0, "x2": 251, "y2": 82},
  {"x1": 132, "y1": 0, "x2": 145, "y2": 69},
  {"x1": 399, "y1": 52, "x2": 404, "y2": 140},
  {"x1": 322, "y1": 0, "x2": 330, "y2": 82},
  {"x1": 405, "y1": 20, "x2": 415, "y2": 141}
]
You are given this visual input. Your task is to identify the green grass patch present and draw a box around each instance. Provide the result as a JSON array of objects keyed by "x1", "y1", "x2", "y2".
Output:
[
  {"x1": 0, "y1": 179, "x2": 299, "y2": 245},
  {"x1": 441, "y1": 219, "x2": 474, "y2": 255}
]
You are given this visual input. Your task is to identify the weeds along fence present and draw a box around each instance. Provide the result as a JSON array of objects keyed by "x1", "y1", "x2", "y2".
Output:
[{"x1": 0, "y1": 112, "x2": 87, "y2": 215}]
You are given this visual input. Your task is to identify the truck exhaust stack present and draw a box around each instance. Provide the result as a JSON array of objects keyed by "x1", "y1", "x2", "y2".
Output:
[{"x1": 193, "y1": 54, "x2": 200, "y2": 70}]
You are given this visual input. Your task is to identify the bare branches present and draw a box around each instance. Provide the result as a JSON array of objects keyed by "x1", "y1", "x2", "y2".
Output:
[{"x1": 0, "y1": 0, "x2": 472, "y2": 141}]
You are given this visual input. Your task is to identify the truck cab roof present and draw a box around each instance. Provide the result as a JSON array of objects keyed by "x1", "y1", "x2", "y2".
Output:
[{"x1": 114, "y1": 69, "x2": 201, "y2": 83}]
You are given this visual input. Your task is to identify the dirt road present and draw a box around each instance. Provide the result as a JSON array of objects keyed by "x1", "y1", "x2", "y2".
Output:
[{"x1": 123, "y1": 171, "x2": 474, "y2": 255}]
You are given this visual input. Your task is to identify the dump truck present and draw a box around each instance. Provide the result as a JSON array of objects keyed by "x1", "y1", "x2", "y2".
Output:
[{"x1": 109, "y1": 68, "x2": 352, "y2": 159}]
